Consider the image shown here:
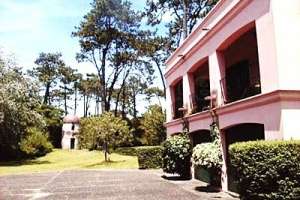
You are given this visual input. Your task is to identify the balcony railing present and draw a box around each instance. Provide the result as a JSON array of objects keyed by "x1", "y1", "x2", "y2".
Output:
[
  {"x1": 190, "y1": 93, "x2": 210, "y2": 114},
  {"x1": 220, "y1": 74, "x2": 261, "y2": 104}
]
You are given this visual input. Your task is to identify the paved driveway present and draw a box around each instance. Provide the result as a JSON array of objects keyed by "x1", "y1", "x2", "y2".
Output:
[{"x1": 0, "y1": 170, "x2": 237, "y2": 200}]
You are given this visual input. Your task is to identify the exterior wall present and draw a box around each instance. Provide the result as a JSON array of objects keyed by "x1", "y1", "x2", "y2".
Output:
[
  {"x1": 164, "y1": 0, "x2": 300, "y2": 191},
  {"x1": 61, "y1": 123, "x2": 80, "y2": 150},
  {"x1": 271, "y1": 0, "x2": 300, "y2": 91}
]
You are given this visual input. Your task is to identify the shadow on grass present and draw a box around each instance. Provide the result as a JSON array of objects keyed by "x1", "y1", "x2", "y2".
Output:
[
  {"x1": 194, "y1": 186, "x2": 221, "y2": 193},
  {"x1": 161, "y1": 174, "x2": 191, "y2": 181},
  {"x1": 0, "y1": 160, "x2": 51, "y2": 166},
  {"x1": 84, "y1": 160, "x2": 126, "y2": 168}
]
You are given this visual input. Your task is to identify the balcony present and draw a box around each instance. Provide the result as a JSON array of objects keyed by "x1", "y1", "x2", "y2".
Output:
[{"x1": 220, "y1": 26, "x2": 261, "y2": 104}]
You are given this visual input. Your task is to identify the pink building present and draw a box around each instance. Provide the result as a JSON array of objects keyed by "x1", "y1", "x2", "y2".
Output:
[{"x1": 164, "y1": 0, "x2": 300, "y2": 191}]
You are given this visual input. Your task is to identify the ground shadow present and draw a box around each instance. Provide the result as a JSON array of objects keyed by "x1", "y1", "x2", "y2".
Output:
[
  {"x1": 194, "y1": 186, "x2": 221, "y2": 193},
  {"x1": 84, "y1": 160, "x2": 126, "y2": 168},
  {"x1": 161, "y1": 174, "x2": 191, "y2": 181},
  {"x1": 0, "y1": 160, "x2": 51, "y2": 166}
]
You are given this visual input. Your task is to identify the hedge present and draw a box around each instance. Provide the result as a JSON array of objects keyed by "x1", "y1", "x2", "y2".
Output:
[
  {"x1": 229, "y1": 140, "x2": 300, "y2": 200},
  {"x1": 162, "y1": 134, "x2": 192, "y2": 178},
  {"x1": 114, "y1": 147, "x2": 139, "y2": 156},
  {"x1": 136, "y1": 146, "x2": 163, "y2": 169}
]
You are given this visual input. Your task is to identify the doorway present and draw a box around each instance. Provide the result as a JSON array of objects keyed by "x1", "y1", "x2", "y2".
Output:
[{"x1": 70, "y1": 138, "x2": 75, "y2": 149}]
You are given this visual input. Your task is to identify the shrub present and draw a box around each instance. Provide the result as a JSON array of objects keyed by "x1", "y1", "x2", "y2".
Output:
[
  {"x1": 137, "y1": 146, "x2": 163, "y2": 169},
  {"x1": 229, "y1": 140, "x2": 300, "y2": 200},
  {"x1": 192, "y1": 142, "x2": 222, "y2": 169},
  {"x1": 114, "y1": 146, "x2": 138, "y2": 156},
  {"x1": 192, "y1": 123, "x2": 223, "y2": 186},
  {"x1": 20, "y1": 127, "x2": 53, "y2": 157},
  {"x1": 162, "y1": 134, "x2": 192, "y2": 178},
  {"x1": 140, "y1": 105, "x2": 166, "y2": 146}
]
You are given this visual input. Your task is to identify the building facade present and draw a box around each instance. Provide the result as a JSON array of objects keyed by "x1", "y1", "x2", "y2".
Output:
[
  {"x1": 164, "y1": 0, "x2": 300, "y2": 191},
  {"x1": 61, "y1": 115, "x2": 80, "y2": 150}
]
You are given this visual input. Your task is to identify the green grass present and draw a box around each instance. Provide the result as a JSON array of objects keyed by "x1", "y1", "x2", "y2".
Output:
[{"x1": 0, "y1": 149, "x2": 138, "y2": 176}]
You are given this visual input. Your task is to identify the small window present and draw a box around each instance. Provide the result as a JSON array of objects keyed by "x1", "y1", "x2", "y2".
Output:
[{"x1": 71, "y1": 123, "x2": 75, "y2": 131}]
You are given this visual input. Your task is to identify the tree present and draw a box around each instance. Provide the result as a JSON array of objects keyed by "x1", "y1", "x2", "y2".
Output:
[
  {"x1": 0, "y1": 53, "x2": 50, "y2": 160},
  {"x1": 79, "y1": 112, "x2": 133, "y2": 161},
  {"x1": 145, "y1": 87, "x2": 165, "y2": 106},
  {"x1": 73, "y1": 0, "x2": 154, "y2": 113},
  {"x1": 144, "y1": 0, "x2": 219, "y2": 48},
  {"x1": 139, "y1": 35, "x2": 170, "y2": 95},
  {"x1": 57, "y1": 65, "x2": 80, "y2": 115},
  {"x1": 126, "y1": 76, "x2": 147, "y2": 119},
  {"x1": 29, "y1": 52, "x2": 65, "y2": 105},
  {"x1": 140, "y1": 105, "x2": 166, "y2": 145}
]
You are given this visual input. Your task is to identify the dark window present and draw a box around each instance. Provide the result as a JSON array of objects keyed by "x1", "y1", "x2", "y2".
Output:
[
  {"x1": 70, "y1": 138, "x2": 75, "y2": 149},
  {"x1": 193, "y1": 62, "x2": 210, "y2": 113},
  {"x1": 174, "y1": 80, "x2": 183, "y2": 119}
]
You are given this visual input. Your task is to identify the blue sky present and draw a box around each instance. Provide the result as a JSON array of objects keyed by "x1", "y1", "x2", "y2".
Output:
[
  {"x1": 0, "y1": 0, "x2": 168, "y2": 116},
  {"x1": 0, "y1": 0, "x2": 147, "y2": 74}
]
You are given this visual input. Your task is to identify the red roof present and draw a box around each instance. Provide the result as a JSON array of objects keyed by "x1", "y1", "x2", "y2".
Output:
[{"x1": 63, "y1": 115, "x2": 80, "y2": 123}]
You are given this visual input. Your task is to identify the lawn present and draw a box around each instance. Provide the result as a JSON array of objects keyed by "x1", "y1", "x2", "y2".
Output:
[{"x1": 0, "y1": 149, "x2": 138, "y2": 176}]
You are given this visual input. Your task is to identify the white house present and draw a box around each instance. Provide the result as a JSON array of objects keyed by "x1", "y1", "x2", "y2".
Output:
[{"x1": 61, "y1": 115, "x2": 80, "y2": 150}]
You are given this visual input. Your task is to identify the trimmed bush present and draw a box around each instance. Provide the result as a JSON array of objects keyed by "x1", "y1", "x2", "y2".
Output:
[
  {"x1": 229, "y1": 140, "x2": 300, "y2": 200},
  {"x1": 114, "y1": 147, "x2": 138, "y2": 156},
  {"x1": 20, "y1": 128, "x2": 53, "y2": 157},
  {"x1": 162, "y1": 134, "x2": 192, "y2": 178},
  {"x1": 192, "y1": 142, "x2": 222, "y2": 186},
  {"x1": 137, "y1": 146, "x2": 163, "y2": 169}
]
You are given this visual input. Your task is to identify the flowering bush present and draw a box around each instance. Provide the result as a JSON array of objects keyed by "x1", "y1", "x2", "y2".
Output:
[
  {"x1": 192, "y1": 142, "x2": 222, "y2": 169},
  {"x1": 162, "y1": 134, "x2": 192, "y2": 178},
  {"x1": 192, "y1": 123, "x2": 222, "y2": 170}
]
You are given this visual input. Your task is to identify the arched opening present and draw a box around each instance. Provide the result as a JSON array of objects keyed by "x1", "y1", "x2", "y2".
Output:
[
  {"x1": 218, "y1": 22, "x2": 261, "y2": 103},
  {"x1": 189, "y1": 129, "x2": 213, "y2": 183},
  {"x1": 224, "y1": 123, "x2": 265, "y2": 192},
  {"x1": 188, "y1": 59, "x2": 211, "y2": 114},
  {"x1": 171, "y1": 79, "x2": 183, "y2": 119},
  {"x1": 189, "y1": 129, "x2": 212, "y2": 147}
]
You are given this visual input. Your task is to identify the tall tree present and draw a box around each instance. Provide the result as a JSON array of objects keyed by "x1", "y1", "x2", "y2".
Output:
[
  {"x1": 29, "y1": 53, "x2": 65, "y2": 105},
  {"x1": 126, "y1": 76, "x2": 147, "y2": 119},
  {"x1": 144, "y1": 0, "x2": 219, "y2": 48},
  {"x1": 73, "y1": 0, "x2": 153, "y2": 112},
  {"x1": 57, "y1": 65, "x2": 80, "y2": 115}
]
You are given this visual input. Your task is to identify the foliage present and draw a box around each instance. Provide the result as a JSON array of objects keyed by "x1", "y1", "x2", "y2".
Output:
[
  {"x1": 36, "y1": 105, "x2": 63, "y2": 148},
  {"x1": 192, "y1": 123, "x2": 222, "y2": 186},
  {"x1": 19, "y1": 127, "x2": 53, "y2": 157},
  {"x1": 144, "y1": 0, "x2": 219, "y2": 48},
  {"x1": 192, "y1": 123, "x2": 222, "y2": 169},
  {"x1": 73, "y1": 0, "x2": 154, "y2": 113},
  {"x1": 78, "y1": 112, "x2": 133, "y2": 151},
  {"x1": 137, "y1": 146, "x2": 163, "y2": 169},
  {"x1": 162, "y1": 134, "x2": 192, "y2": 178},
  {"x1": 140, "y1": 105, "x2": 166, "y2": 145},
  {"x1": 229, "y1": 140, "x2": 300, "y2": 200},
  {"x1": 0, "y1": 53, "x2": 47, "y2": 160},
  {"x1": 28, "y1": 52, "x2": 65, "y2": 105},
  {"x1": 114, "y1": 146, "x2": 139, "y2": 156},
  {"x1": 192, "y1": 142, "x2": 222, "y2": 169}
]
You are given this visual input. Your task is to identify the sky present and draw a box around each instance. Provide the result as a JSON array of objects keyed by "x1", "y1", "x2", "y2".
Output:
[
  {"x1": 0, "y1": 0, "x2": 147, "y2": 74},
  {"x1": 0, "y1": 0, "x2": 165, "y2": 116}
]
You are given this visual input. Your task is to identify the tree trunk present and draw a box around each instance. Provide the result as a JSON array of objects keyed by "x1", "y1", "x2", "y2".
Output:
[
  {"x1": 64, "y1": 85, "x2": 68, "y2": 115},
  {"x1": 182, "y1": 0, "x2": 189, "y2": 39},
  {"x1": 74, "y1": 83, "x2": 78, "y2": 115},
  {"x1": 154, "y1": 59, "x2": 166, "y2": 97},
  {"x1": 83, "y1": 94, "x2": 86, "y2": 117},
  {"x1": 44, "y1": 82, "x2": 51, "y2": 105}
]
